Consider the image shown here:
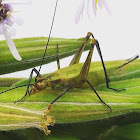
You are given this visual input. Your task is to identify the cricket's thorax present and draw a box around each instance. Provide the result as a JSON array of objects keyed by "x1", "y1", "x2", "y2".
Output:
[
  {"x1": 44, "y1": 64, "x2": 83, "y2": 89},
  {"x1": 30, "y1": 78, "x2": 49, "y2": 95},
  {"x1": 30, "y1": 60, "x2": 126, "y2": 95}
]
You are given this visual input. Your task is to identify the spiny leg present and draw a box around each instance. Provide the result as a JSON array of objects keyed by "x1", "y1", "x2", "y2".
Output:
[
  {"x1": 85, "y1": 79, "x2": 112, "y2": 112},
  {"x1": 69, "y1": 32, "x2": 94, "y2": 66},
  {"x1": 95, "y1": 41, "x2": 125, "y2": 92},
  {"x1": 14, "y1": 68, "x2": 42, "y2": 104},
  {"x1": 56, "y1": 44, "x2": 60, "y2": 70}
]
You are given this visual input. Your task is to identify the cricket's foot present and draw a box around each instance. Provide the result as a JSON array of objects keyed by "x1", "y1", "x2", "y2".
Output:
[
  {"x1": 40, "y1": 104, "x2": 55, "y2": 135},
  {"x1": 40, "y1": 115, "x2": 55, "y2": 135},
  {"x1": 43, "y1": 104, "x2": 53, "y2": 115}
]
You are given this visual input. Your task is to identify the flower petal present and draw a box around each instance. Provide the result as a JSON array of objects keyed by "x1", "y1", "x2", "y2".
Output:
[
  {"x1": 98, "y1": 0, "x2": 103, "y2": 9},
  {"x1": 14, "y1": 16, "x2": 24, "y2": 26},
  {"x1": 8, "y1": 27, "x2": 16, "y2": 36},
  {"x1": 6, "y1": 16, "x2": 14, "y2": 26},
  {"x1": 91, "y1": 0, "x2": 96, "y2": 16},
  {"x1": 4, "y1": 4, "x2": 13, "y2": 12},
  {"x1": 86, "y1": 0, "x2": 90, "y2": 20},
  {"x1": 101, "y1": 0, "x2": 111, "y2": 15},
  {"x1": 0, "y1": 24, "x2": 4, "y2": 34},
  {"x1": 3, "y1": 26, "x2": 22, "y2": 61},
  {"x1": 75, "y1": 0, "x2": 86, "y2": 24},
  {"x1": 2, "y1": 0, "x2": 32, "y2": 5}
]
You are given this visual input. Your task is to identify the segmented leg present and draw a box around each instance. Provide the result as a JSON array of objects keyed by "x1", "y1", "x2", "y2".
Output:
[
  {"x1": 51, "y1": 85, "x2": 72, "y2": 104},
  {"x1": 77, "y1": 39, "x2": 112, "y2": 111},
  {"x1": 44, "y1": 39, "x2": 98, "y2": 114},
  {"x1": 85, "y1": 79, "x2": 112, "y2": 112},
  {"x1": 44, "y1": 85, "x2": 73, "y2": 115},
  {"x1": 77, "y1": 37, "x2": 125, "y2": 92},
  {"x1": 14, "y1": 68, "x2": 41, "y2": 104},
  {"x1": 95, "y1": 41, "x2": 125, "y2": 91},
  {"x1": 78, "y1": 39, "x2": 96, "y2": 80},
  {"x1": 69, "y1": 32, "x2": 93, "y2": 66},
  {"x1": 56, "y1": 44, "x2": 60, "y2": 70}
]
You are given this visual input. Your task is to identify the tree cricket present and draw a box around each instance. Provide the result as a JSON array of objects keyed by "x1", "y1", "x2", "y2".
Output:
[
  {"x1": 0, "y1": 0, "x2": 139, "y2": 134},
  {"x1": 0, "y1": 32, "x2": 139, "y2": 113}
]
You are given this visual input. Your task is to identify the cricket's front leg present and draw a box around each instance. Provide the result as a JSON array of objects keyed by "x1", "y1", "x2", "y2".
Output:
[
  {"x1": 43, "y1": 86, "x2": 73, "y2": 116},
  {"x1": 41, "y1": 104, "x2": 54, "y2": 135},
  {"x1": 14, "y1": 68, "x2": 42, "y2": 104}
]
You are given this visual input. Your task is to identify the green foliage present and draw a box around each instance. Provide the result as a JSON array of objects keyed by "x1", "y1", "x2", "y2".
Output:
[
  {"x1": 0, "y1": 37, "x2": 90, "y2": 75},
  {"x1": 0, "y1": 59, "x2": 139, "y2": 125},
  {"x1": 0, "y1": 36, "x2": 139, "y2": 134}
]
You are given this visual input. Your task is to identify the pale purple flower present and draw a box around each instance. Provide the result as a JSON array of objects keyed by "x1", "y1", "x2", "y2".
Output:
[
  {"x1": 0, "y1": 0, "x2": 31, "y2": 61},
  {"x1": 75, "y1": 0, "x2": 111, "y2": 24}
]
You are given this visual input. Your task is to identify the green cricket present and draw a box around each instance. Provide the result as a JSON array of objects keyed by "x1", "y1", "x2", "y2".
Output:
[
  {"x1": 1, "y1": 32, "x2": 138, "y2": 114},
  {"x1": 0, "y1": 32, "x2": 139, "y2": 135}
]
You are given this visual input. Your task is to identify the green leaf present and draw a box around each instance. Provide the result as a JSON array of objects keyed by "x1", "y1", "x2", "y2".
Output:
[
  {"x1": 0, "y1": 37, "x2": 90, "y2": 75},
  {"x1": 0, "y1": 59, "x2": 139, "y2": 133}
]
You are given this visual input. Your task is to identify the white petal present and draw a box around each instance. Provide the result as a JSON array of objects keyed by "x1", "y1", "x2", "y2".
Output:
[
  {"x1": 3, "y1": 27, "x2": 22, "y2": 61},
  {"x1": 8, "y1": 15, "x2": 15, "y2": 23},
  {"x1": 8, "y1": 27, "x2": 16, "y2": 36},
  {"x1": 14, "y1": 16, "x2": 24, "y2": 26},
  {"x1": 86, "y1": 0, "x2": 90, "y2": 20},
  {"x1": 91, "y1": 0, "x2": 96, "y2": 16},
  {"x1": 75, "y1": 0, "x2": 86, "y2": 24},
  {"x1": 0, "y1": 24, "x2": 4, "y2": 34},
  {"x1": 6, "y1": 16, "x2": 14, "y2": 26},
  {"x1": 2, "y1": 0, "x2": 32, "y2": 5},
  {"x1": 101, "y1": 0, "x2": 111, "y2": 15},
  {"x1": 98, "y1": 0, "x2": 103, "y2": 9}
]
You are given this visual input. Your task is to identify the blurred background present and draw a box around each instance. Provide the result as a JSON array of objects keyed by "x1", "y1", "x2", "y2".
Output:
[
  {"x1": 0, "y1": 0, "x2": 140, "y2": 77},
  {"x1": 0, "y1": 0, "x2": 140, "y2": 60}
]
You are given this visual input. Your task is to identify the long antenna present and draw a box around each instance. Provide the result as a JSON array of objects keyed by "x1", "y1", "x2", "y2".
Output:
[
  {"x1": 38, "y1": 0, "x2": 59, "y2": 74},
  {"x1": 0, "y1": 84, "x2": 33, "y2": 95}
]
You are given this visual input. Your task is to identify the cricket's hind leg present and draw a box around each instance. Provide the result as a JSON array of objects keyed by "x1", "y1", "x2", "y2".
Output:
[
  {"x1": 44, "y1": 39, "x2": 98, "y2": 114},
  {"x1": 95, "y1": 41, "x2": 125, "y2": 92},
  {"x1": 78, "y1": 39, "x2": 112, "y2": 112},
  {"x1": 44, "y1": 39, "x2": 111, "y2": 114},
  {"x1": 85, "y1": 79, "x2": 112, "y2": 112},
  {"x1": 69, "y1": 32, "x2": 94, "y2": 66},
  {"x1": 118, "y1": 55, "x2": 139, "y2": 69},
  {"x1": 14, "y1": 68, "x2": 42, "y2": 104}
]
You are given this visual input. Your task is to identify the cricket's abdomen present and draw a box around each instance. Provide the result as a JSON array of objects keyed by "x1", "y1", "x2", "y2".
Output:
[{"x1": 45, "y1": 60, "x2": 127, "y2": 89}]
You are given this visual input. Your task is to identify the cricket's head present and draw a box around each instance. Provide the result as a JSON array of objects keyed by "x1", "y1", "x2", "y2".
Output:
[{"x1": 29, "y1": 78, "x2": 49, "y2": 95}]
